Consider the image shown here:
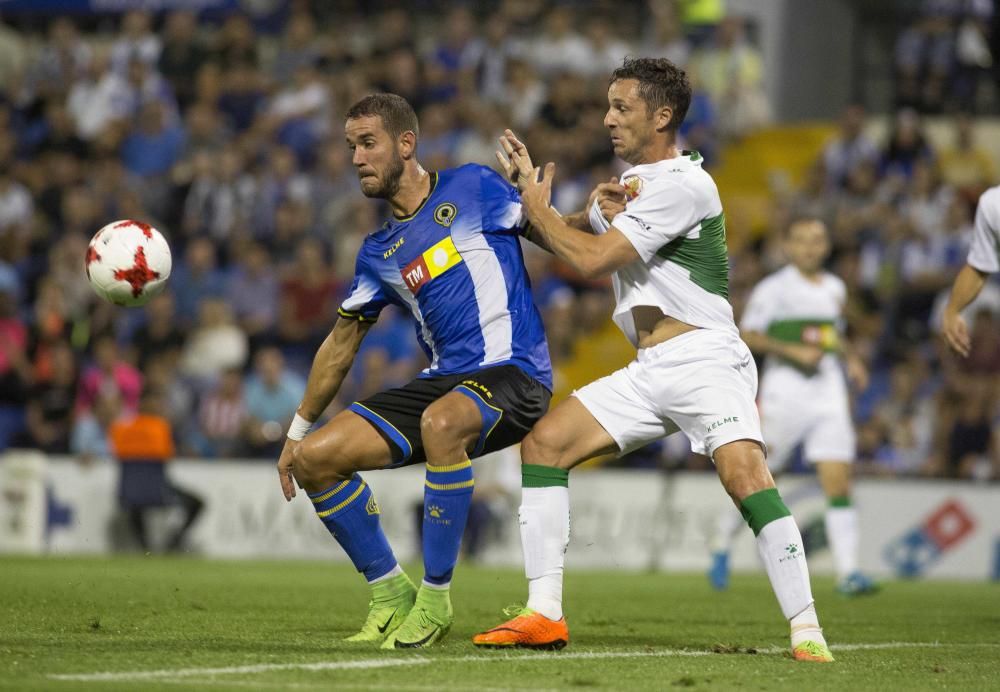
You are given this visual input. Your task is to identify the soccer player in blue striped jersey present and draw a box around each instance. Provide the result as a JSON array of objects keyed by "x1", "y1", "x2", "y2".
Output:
[{"x1": 276, "y1": 93, "x2": 552, "y2": 649}]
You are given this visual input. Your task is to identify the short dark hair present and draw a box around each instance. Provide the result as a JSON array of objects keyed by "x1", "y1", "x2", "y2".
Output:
[
  {"x1": 785, "y1": 216, "x2": 829, "y2": 238},
  {"x1": 345, "y1": 93, "x2": 419, "y2": 140},
  {"x1": 610, "y1": 57, "x2": 691, "y2": 132}
]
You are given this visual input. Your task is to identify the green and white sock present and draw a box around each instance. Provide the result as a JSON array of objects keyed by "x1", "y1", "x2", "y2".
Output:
[
  {"x1": 520, "y1": 464, "x2": 570, "y2": 622},
  {"x1": 741, "y1": 488, "x2": 815, "y2": 620},
  {"x1": 825, "y1": 497, "x2": 858, "y2": 580}
]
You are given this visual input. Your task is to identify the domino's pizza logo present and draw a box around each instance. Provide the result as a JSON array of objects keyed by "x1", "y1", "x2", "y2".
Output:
[{"x1": 883, "y1": 500, "x2": 976, "y2": 577}]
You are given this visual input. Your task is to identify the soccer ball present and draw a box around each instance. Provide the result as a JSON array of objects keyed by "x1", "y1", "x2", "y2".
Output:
[{"x1": 85, "y1": 220, "x2": 172, "y2": 307}]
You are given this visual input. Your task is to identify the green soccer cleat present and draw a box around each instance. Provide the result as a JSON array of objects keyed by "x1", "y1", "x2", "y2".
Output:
[
  {"x1": 380, "y1": 585, "x2": 454, "y2": 649},
  {"x1": 793, "y1": 640, "x2": 835, "y2": 663},
  {"x1": 344, "y1": 572, "x2": 417, "y2": 643}
]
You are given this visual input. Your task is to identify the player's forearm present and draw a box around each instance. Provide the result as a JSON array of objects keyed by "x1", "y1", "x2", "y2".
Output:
[
  {"x1": 743, "y1": 331, "x2": 792, "y2": 359},
  {"x1": 522, "y1": 223, "x2": 553, "y2": 253},
  {"x1": 945, "y1": 264, "x2": 988, "y2": 315},
  {"x1": 527, "y1": 204, "x2": 607, "y2": 278},
  {"x1": 524, "y1": 208, "x2": 592, "y2": 253},
  {"x1": 563, "y1": 211, "x2": 592, "y2": 231},
  {"x1": 838, "y1": 334, "x2": 860, "y2": 361},
  {"x1": 297, "y1": 320, "x2": 365, "y2": 421}
]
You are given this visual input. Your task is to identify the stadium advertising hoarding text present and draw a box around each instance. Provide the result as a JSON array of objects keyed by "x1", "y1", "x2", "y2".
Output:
[{"x1": 1, "y1": 452, "x2": 998, "y2": 581}]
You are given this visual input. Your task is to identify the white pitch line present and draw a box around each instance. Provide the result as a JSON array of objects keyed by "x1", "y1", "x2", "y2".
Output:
[
  {"x1": 48, "y1": 658, "x2": 431, "y2": 683},
  {"x1": 48, "y1": 642, "x2": 999, "y2": 683}
]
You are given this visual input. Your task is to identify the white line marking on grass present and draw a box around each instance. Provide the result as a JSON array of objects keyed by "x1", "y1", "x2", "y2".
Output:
[
  {"x1": 48, "y1": 641, "x2": 1000, "y2": 683},
  {"x1": 48, "y1": 658, "x2": 431, "y2": 683}
]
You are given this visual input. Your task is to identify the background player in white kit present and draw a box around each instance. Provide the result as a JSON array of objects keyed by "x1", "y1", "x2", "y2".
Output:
[
  {"x1": 708, "y1": 218, "x2": 879, "y2": 596},
  {"x1": 473, "y1": 58, "x2": 834, "y2": 663},
  {"x1": 943, "y1": 185, "x2": 1000, "y2": 357}
]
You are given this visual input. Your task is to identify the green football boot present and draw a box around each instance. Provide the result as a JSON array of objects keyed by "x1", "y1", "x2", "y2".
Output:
[
  {"x1": 380, "y1": 585, "x2": 453, "y2": 649},
  {"x1": 793, "y1": 639, "x2": 835, "y2": 662},
  {"x1": 344, "y1": 572, "x2": 417, "y2": 644}
]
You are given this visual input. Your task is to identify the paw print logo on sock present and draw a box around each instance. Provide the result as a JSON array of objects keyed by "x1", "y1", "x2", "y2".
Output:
[
  {"x1": 779, "y1": 543, "x2": 802, "y2": 563},
  {"x1": 428, "y1": 505, "x2": 444, "y2": 519}
]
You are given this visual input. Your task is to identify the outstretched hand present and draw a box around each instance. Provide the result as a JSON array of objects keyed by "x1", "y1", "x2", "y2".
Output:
[
  {"x1": 520, "y1": 162, "x2": 557, "y2": 218},
  {"x1": 496, "y1": 129, "x2": 535, "y2": 191},
  {"x1": 589, "y1": 177, "x2": 628, "y2": 222}
]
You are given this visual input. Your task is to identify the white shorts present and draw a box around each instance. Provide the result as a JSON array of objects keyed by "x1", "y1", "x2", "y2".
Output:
[
  {"x1": 573, "y1": 329, "x2": 764, "y2": 458},
  {"x1": 759, "y1": 395, "x2": 856, "y2": 472}
]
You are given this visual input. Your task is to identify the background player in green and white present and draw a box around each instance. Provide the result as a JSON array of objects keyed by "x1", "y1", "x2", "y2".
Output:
[
  {"x1": 473, "y1": 58, "x2": 834, "y2": 663},
  {"x1": 708, "y1": 218, "x2": 878, "y2": 596},
  {"x1": 943, "y1": 185, "x2": 1000, "y2": 357}
]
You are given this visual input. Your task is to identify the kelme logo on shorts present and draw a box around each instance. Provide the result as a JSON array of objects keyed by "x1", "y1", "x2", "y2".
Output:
[{"x1": 706, "y1": 416, "x2": 739, "y2": 432}]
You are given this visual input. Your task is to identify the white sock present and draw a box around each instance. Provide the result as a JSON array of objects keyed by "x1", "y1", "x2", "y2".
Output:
[
  {"x1": 520, "y1": 486, "x2": 570, "y2": 621},
  {"x1": 421, "y1": 579, "x2": 450, "y2": 590},
  {"x1": 368, "y1": 563, "x2": 402, "y2": 585},
  {"x1": 790, "y1": 602, "x2": 826, "y2": 647},
  {"x1": 825, "y1": 504, "x2": 859, "y2": 580},
  {"x1": 710, "y1": 505, "x2": 746, "y2": 554},
  {"x1": 756, "y1": 515, "x2": 815, "y2": 620}
]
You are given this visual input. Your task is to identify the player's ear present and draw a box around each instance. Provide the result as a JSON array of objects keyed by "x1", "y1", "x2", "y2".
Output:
[
  {"x1": 398, "y1": 130, "x2": 417, "y2": 160},
  {"x1": 655, "y1": 105, "x2": 674, "y2": 133}
]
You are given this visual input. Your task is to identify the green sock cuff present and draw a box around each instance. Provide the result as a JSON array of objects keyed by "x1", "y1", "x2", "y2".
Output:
[
  {"x1": 739, "y1": 488, "x2": 792, "y2": 536},
  {"x1": 829, "y1": 496, "x2": 851, "y2": 508},
  {"x1": 522, "y1": 464, "x2": 569, "y2": 488}
]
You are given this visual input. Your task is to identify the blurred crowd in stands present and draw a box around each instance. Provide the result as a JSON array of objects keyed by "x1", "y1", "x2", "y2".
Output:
[
  {"x1": 894, "y1": 0, "x2": 996, "y2": 114},
  {"x1": 0, "y1": 1, "x2": 996, "y2": 482}
]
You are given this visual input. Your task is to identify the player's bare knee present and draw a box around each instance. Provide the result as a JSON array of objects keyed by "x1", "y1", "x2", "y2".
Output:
[
  {"x1": 716, "y1": 440, "x2": 774, "y2": 501},
  {"x1": 420, "y1": 407, "x2": 473, "y2": 460},
  {"x1": 294, "y1": 434, "x2": 353, "y2": 489},
  {"x1": 521, "y1": 423, "x2": 569, "y2": 469}
]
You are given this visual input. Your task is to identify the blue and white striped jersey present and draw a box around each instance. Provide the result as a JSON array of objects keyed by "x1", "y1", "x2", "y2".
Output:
[{"x1": 339, "y1": 164, "x2": 553, "y2": 390}]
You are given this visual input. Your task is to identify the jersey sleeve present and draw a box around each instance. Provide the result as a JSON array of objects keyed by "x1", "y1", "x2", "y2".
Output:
[
  {"x1": 338, "y1": 244, "x2": 389, "y2": 322},
  {"x1": 479, "y1": 165, "x2": 527, "y2": 235},
  {"x1": 739, "y1": 280, "x2": 774, "y2": 333},
  {"x1": 967, "y1": 190, "x2": 1000, "y2": 273},
  {"x1": 610, "y1": 180, "x2": 699, "y2": 262}
]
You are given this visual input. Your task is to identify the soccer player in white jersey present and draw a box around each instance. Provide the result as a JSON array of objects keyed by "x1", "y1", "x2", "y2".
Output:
[
  {"x1": 944, "y1": 185, "x2": 1000, "y2": 356},
  {"x1": 473, "y1": 58, "x2": 834, "y2": 662},
  {"x1": 707, "y1": 218, "x2": 878, "y2": 597}
]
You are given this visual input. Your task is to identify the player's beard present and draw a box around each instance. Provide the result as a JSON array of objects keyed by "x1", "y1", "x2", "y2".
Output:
[{"x1": 362, "y1": 150, "x2": 405, "y2": 200}]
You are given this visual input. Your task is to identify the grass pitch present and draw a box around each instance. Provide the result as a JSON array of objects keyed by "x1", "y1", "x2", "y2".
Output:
[{"x1": 1, "y1": 557, "x2": 998, "y2": 691}]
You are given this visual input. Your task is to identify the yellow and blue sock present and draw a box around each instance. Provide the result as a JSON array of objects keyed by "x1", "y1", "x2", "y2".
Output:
[
  {"x1": 309, "y1": 474, "x2": 397, "y2": 583},
  {"x1": 422, "y1": 458, "x2": 474, "y2": 586}
]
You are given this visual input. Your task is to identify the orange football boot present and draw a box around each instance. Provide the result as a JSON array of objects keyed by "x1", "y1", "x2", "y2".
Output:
[{"x1": 473, "y1": 606, "x2": 569, "y2": 650}]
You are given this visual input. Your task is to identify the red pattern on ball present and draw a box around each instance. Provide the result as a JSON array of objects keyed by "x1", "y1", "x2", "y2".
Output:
[
  {"x1": 113, "y1": 219, "x2": 154, "y2": 239},
  {"x1": 113, "y1": 247, "x2": 161, "y2": 297},
  {"x1": 85, "y1": 245, "x2": 101, "y2": 279}
]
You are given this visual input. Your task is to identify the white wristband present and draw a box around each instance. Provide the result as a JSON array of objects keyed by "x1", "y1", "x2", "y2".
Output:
[{"x1": 287, "y1": 413, "x2": 314, "y2": 441}]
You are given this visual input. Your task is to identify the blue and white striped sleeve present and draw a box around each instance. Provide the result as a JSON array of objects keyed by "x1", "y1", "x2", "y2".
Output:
[
  {"x1": 479, "y1": 166, "x2": 528, "y2": 235},
  {"x1": 338, "y1": 245, "x2": 389, "y2": 323}
]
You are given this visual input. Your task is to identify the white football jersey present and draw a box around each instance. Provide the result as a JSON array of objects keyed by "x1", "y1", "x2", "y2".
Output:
[
  {"x1": 740, "y1": 264, "x2": 849, "y2": 402},
  {"x1": 588, "y1": 150, "x2": 737, "y2": 347},
  {"x1": 967, "y1": 185, "x2": 1000, "y2": 274}
]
